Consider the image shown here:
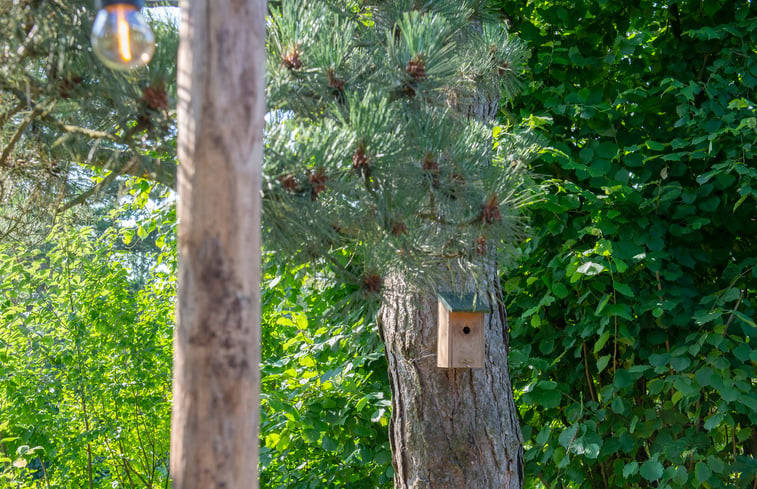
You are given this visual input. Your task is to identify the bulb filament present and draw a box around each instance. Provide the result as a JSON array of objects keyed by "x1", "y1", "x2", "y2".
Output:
[{"x1": 116, "y1": 6, "x2": 132, "y2": 62}]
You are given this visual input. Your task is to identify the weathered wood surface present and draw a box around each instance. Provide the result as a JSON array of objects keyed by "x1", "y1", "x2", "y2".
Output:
[{"x1": 170, "y1": 1, "x2": 266, "y2": 488}]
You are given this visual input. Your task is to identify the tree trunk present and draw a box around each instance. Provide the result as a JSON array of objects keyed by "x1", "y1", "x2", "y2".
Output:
[
  {"x1": 380, "y1": 268, "x2": 523, "y2": 489},
  {"x1": 170, "y1": 1, "x2": 266, "y2": 488}
]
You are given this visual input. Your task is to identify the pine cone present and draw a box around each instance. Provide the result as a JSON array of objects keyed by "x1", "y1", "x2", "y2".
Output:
[
  {"x1": 482, "y1": 194, "x2": 502, "y2": 224},
  {"x1": 390, "y1": 220, "x2": 408, "y2": 236},
  {"x1": 422, "y1": 152, "x2": 439, "y2": 172},
  {"x1": 327, "y1": 69, "x2": 345, "y2": 92},
  {"x1": 142, "y1": 83, "x2": 168, "y2": 111},
  {"x1": 353, "y1": 143, "x2": 370, "y2": 175},
  {"x1": 282, "y1": 45, "x2": 303, "y2": 70},
  {"x1": 406, "y1": 54, "x2": 427, "y2": 81},
  {"x1": 476, "y1": 235, "x2": 487, "y2": 255},
  {"x1": 308, "y1": 169, "x2": 328, "y2": 200},
  {"x1": 277, "y1": 174, "x2": 299, "y2": 192},
  {"x1": 361, "y1": 273, "x2": 383, "y2": 294}
]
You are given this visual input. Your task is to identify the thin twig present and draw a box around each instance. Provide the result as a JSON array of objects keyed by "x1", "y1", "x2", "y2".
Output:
[
  {"x1": 0, "y1": 103, "x2": 24, "y2": 128},
  {"x1": 60, "y1": 157, "x2": 134, "y2": 211},
  {"x1": 582, "y1": 342, "x2": 597, "y2": 403},
  {"x1": 723, "y1": 289, "x2": 744, "y2": 335},
  {"x1": 0, "y1": 106, "x2": 44, "y2": 166}
]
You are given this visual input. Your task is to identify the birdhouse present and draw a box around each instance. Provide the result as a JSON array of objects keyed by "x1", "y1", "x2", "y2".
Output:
[{"x1": 437, "y1": 292, "x2": 487, "y2": 368}]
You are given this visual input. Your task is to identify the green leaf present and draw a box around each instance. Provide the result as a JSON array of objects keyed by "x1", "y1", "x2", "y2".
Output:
[
  {"x1": 703, "y1": 413, "x2": 724, "y2": 431},
  {"x1": 640, "y1": 459, "x2": 664, "y2": 481},
  {"x1": 672, "y1": 466, "x2": 689, "y2": 485},
  {"x1": 623, "y1": 461, "x2": 639, "y2": 478},
  {"x1": 374, "y1": 449, "x2": 391, "y2": 465},
  {"x1": 594, "y1": 331, "x2": 611, "y2": 353},
  {"x1": 614, "y1": 282, "x2": 634, "y2": 297},
  {"x1": 558, "y1": 424, "x2": 578, "y2": 449},
  {"x1": 322, "y1": 436, "x2": 338, "y2": 451},
  {"x1": 673, "y1": 376, "x2": 699, "y2": 399},
  {"x1": 552, "y1": 282, "x2": 569, "y2": 299},
  {"x1": 670, "y1": 356, "x2": 691, "y2": 372},
  {"x1": 614, "y1": 369, "x2": 634, "y2": 389},
  {"x1": 527, "y1": 388, "x2": 562, "y2": 409},
  {"x1": 298, "y1": 355, "x2": 316, "y2": 368},
  {"x1": 645, "y1": 140, "x2": 665, "y2": 151},
  {"x1": 596, "y1": 355, "x2": 611, "y2": 374},
  {"x1": 694, "y1": 462, "x2": 712, "y2": 484},
  {"x1": 576, "y1": 261, "x2": 604, "y2": 276},
  {"x1": 595, "y1": 142, "x2": 618, "y2": 159},
  {"x1": 603, "y1": 303, "x2": 633, "y2": 321}
]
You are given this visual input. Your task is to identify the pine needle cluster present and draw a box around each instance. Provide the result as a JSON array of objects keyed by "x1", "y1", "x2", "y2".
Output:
[{"x1": 264, "y1": 0, "x2": 539, "y2": 299}]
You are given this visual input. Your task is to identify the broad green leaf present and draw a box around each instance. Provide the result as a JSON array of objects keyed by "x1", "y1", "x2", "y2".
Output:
[
  {"x1": 558, "y1": 424, "x2": 578, "y2": 450},
  {"x1": 576, "y1": 261, "x2": 604, "y2": 276},
  {"x1": 623, "y1": 461, "x2": 639, "y2": 478},
  {"x1": 596, "y1": 355, "x2": 611, "y2": 374},
  {"x1": 594, "y1": 331, "x2": 611, "y2": 353},
  {"x1": 694, "y1": 463, "x2": 712, "y2": 484},
  {"x1": 321, "y1": 436, "x2": 338, "y2": 451},
  {"x1": 640, "y1": 459, "x2": 663, "y2": 481},
  {"x1": 613, "y1": 282, "x2": 634, "y2": 297}
]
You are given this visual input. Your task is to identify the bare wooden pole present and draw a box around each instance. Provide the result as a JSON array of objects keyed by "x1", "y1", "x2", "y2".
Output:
[{"x1": 170, "y1": 0, "x2": 266, "y2": 487}]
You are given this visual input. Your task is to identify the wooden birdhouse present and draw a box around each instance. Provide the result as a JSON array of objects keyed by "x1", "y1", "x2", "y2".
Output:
[{"x1": 437, "y1": 292, "x2": 487, "y2": 368}]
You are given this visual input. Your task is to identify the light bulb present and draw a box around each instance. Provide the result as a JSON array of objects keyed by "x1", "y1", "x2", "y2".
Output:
[{"x1": 91, "y1": 0, "x2": 155, "y2": 70}]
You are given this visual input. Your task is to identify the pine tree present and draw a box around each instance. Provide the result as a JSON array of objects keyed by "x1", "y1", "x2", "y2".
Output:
[
  {"x1": 0, "y1": 0, "x2": 177, "y2": 241},
  {"x1": 1, "y1": 1, "x2": 540, "y2": 486},
  {"x1": 265, "y1": 2, "x2": 538, "y2": 487}
]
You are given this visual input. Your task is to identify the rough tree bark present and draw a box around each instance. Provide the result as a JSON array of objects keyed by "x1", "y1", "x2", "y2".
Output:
[
  {"x1": 379, "y1": 96, "x2": 524, "y2": 488},
  {"x1": 380, "y1": 269, "x2": 523, "y2": 489},
  {"x1": 170, "y1": 1, "x2": 266, "y2": 488}
]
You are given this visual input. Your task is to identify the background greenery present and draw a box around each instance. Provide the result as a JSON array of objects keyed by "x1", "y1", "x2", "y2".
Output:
[
  {"x1": 497, "y1": 0, "x2": 756, "y2": 487},
  {"x1": 1, "y1": 0, "x2": 755, "y2": 488}
]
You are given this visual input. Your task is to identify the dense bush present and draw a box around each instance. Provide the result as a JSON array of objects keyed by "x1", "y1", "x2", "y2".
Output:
[
  {"x1": 260, "y1": 263, "x2": 392, "y2": 488},
  {"x1": 498, "y1": 0, "x2": 756, "y2": 487},
  {"x1": 0, "y1": 221, "x2": 175, "y2": 488}
]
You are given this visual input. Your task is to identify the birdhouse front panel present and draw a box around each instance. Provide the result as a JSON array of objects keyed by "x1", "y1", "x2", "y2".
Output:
[
  {"x1": 437, "y1": 293, "x2": 486, "y2": 369},
  {"x1": 448, "y1": 311, "x2": 484, "y2": 368}
]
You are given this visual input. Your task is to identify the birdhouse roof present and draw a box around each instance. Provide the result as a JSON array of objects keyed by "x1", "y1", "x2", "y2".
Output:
[{"x1": 437, "y1": 292, "x2": 488, "y2": 312}]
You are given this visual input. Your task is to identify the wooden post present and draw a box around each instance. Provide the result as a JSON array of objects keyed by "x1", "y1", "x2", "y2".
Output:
[{"x1": 170, "y1": 1, "x2": 266, "y2": 488}]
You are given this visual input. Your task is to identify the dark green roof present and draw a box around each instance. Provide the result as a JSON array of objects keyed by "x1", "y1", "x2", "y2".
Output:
[{"x1": 437, "y1": 292, "x2": 488, "y2": 312}]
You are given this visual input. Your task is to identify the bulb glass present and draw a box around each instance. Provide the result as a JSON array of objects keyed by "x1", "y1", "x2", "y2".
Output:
[{"x1": 91, "y1": 3, "x2": 154, "y2": 70}]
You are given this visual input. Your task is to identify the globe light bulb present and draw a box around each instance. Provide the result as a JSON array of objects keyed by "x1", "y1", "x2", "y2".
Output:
[{"x1": 91, "y1": 0, "x2": 155, "y2": 70}]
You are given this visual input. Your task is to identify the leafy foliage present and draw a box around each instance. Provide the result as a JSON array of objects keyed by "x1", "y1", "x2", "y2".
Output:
[
  {"x1": 496, "y1": 0, "x2": 757, "y2": 487},
  {"x1": 260, "y1": 262, "x2": 392, "y2": 488},
  {"x1": 0, "y1": 221, "x2": 175, "y2": 488}
]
